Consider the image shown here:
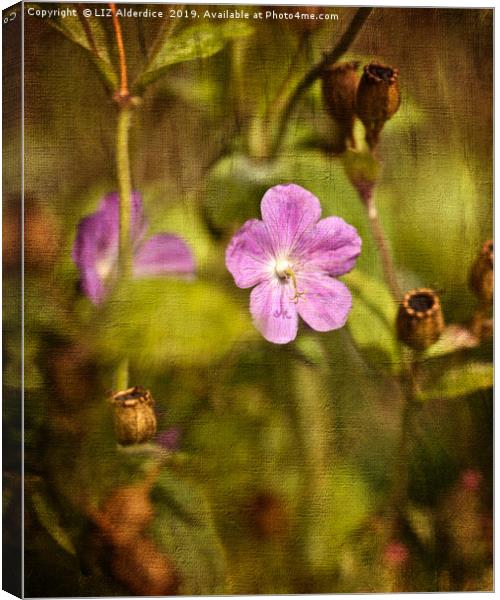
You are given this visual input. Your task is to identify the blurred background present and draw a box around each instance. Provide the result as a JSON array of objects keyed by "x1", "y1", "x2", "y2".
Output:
[{"x1": 3, "y1": 4, "x2": 493, "y2": 595}]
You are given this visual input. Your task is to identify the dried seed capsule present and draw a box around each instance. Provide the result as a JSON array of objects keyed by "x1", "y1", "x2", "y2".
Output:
[
  {"x1": 356, "y1": 62, "x2": 401, "y2": 148},
  {"x1": 397, "y1": 288, "x2": 445, "y2": 351},
  {"x1": 111, "y1": 386, "x2": 157, "y2": 445},
  {"x1": 469, "y1": 240, "x2": 493, "y2": 305},
  {"x1": 321, "y1": 61, "x2": 360, "y2": 150}
]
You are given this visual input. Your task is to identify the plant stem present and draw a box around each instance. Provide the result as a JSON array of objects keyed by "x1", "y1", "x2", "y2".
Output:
[
  {"x1": 270, "y1": 7, "x2": 373, "y2": 157},
  {"x1": 116, "y1": 105, "x2": 134, "y2": 280},
  {"x1": 115, "y1": 357, "x2": 130, "y2": 391},
  {"x1": 364, "y1": 191, "x2": 402, "y2": 300},
  {"x1": 111, "y1": 4, "x2": 134, "y2": 390},
  {"x1": 110, "y1": 3, "x2": 129, "y2": 99},
  {"x1": 391, "y1": 352, "x2": 421, "y2": 524}
]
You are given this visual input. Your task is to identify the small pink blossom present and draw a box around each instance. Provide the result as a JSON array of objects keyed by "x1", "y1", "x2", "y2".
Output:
[
  {"x1": 383, "y1": 541, "x2": 409, "y2": 566},
  {"x1": 225, "y1": 184, "x2": 361, "y2": 343}
]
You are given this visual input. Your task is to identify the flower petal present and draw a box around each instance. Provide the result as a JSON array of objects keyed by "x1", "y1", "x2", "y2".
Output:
[
  {"x1": 225, "y1": 219, "x2": 274, "y2": 288},
  {"x1": 260, "y1": 184, "x2": 322, "y2": 254},
  {"x1": 295, "y1": 216, "x2": 362, "y2": 276},
  {"x1": 134, "y1": 234, "x2": 195, "y2": 277},
  {"x1": 250, "y1": 278, "x2": 298, "y2": 344},
  {"x1": 72, "y1": 192, "x2": 146, "y2": 304},
  {"x1": 296, "y1": 272, "x2": 352, "y2": 332}
]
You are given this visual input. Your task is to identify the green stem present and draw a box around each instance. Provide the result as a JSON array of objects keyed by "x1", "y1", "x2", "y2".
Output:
[
  {"x1": 116, "y1": 105, "x2": 134, "y2": 281},
  {"x1": 390, "y1": 352, "x2": 421, "y2": 523},
  {"x1": 114, "y1": 104, "x2": 134, "y2": 390},
  {"x1": 115, "y1": 357, "x2": 130, "y2": 391},
  {"x1": 365, "y1": 192, "x2": 402, "y2": 300}
]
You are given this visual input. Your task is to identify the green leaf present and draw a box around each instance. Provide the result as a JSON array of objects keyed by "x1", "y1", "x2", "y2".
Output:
[
  {"x1": 306, "y1": 465, "x2": 371, "y2": 571},
  {"x1": 150, "y1": 470, "x2": 227, "y2": 594},
  {"x1": 343, "y1": 270, "x2": 401, "y2": 371},
  {"x1": 417, "y1": 362, "x2": 493, "y2": 402},
  {"x1": 136, "y1": 22, "x2": 254, "y2": 90},
  {"x1": 425, "y1": 324, "x2": 480, "y2": 358},
  {"x1": 30, "y1": 489, "x2": 77, "y2": 557},
  {"x1": 97, "y1": 278, "x2": 253, "y2": 369},
  {"x1": 36, "y1": 6, "x2": 118, "y2": 90}
]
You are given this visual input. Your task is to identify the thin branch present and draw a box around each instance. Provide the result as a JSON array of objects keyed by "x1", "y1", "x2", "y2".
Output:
[
  {"x1": 110, "y1": 3, "x2": 129, "y2": 98},
  {"x1": 271, "y1": 7, "x2": 373, "y2": 156}
]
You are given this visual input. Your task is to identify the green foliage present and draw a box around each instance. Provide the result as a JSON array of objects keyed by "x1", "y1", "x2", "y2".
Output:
[
  {"x1": 29, "y1": 487, "x2": 77, "y2": 557},
  {"x1": 97, "y1": 278, "x2": 253, "y2": 369},
  {"x1": 418, "y1": 362, "x2": 493, "y2": 402},
  {"x1": 343, "y1": 270, "x2": 401, "y2": 371},
  {"x1": 306, "y1": 465, "x2": 371, "y2": 571},
  {"x1": 35, "y1": 7, "x2": 118, "y2": 90},
  {"x1": 150, "y1": 470, "x2": 227, "y2": 594},
  {"x1": 136, "y1": 22, "x2": 254, "y2": 90}
]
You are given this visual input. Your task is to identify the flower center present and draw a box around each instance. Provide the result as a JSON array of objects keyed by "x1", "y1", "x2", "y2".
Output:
[
  {"x1": 96, "y1": 252, "x2": 116, "y2": 281},
  {"x1": 273, "y1": 258, "x2": 305, "y2": 303},
  {"x1": 274, "y1": 258, "x2": 293, "y2": 279}
]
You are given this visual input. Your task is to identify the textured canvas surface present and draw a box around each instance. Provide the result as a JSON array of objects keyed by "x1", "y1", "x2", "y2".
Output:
[{"x1": 3, "y1": 3, "x2": 493, "y2": 596}]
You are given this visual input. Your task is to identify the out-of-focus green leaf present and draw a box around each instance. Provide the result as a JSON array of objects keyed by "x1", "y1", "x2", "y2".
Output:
[
  {"x1": 37, "y1": 7, "x2": 118, "y2": 90},
  {"x1": 30, "y1": 489, "x2": 77, "y2": 556},
  {"x1": 425, "y1": 324, "x2": 480, "y2": 358},
  {"x1": 150, "y1": 470, "x2": 227, "y2": 594},
  {"x1": 136, "y1": 22, "x2": 254, "y2": 90},
  {"x1": 306, "y1": 465, "x2": 371, "y2": 571},
  {"x1": 97, "y1": 278, "x2": 253, "y2": 369},
  {"x1": 343, "y1": 270, "x2": 401, "y2": 371},
  {"x1": 417, "y1": 362, "x2": 493, "y2": 402}
]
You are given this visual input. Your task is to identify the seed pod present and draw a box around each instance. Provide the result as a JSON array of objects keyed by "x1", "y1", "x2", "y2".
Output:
[
  {"x1": 396, "y1": 288, "x2": 444, "y2": 351},
  {"x1": 356, "y1": 62, "x2": 401, "y2": 148},
  {"x1": 111, "y1": 386, "x2": 157, "y2": 445},
  {"x1": 321, "y1": 62, "x2": 360, "y2": 150},
  {"x1": 469, "y1": 240, "x2": 493, "y2": 305}
]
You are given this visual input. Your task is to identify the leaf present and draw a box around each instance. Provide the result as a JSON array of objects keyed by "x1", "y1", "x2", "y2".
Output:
[
  {"x1": 136, "y1": 22, "x2": 254, "y2": 90},
  {"x1": 30, "y1": 489, "x2": 77, "y2": 557},
  {"x1": 150, "y1": 470, "x2": 227, "y2": 595},
  {"x1": 417, "y1": 362, "x2": 493, "y2": 402},
  {"x1": 97, "y1": 278, "x2": 253, "y2": 369},
  {"x1": 425, "y1": 324, "x2": 480, "y2": 358},
  {"x1": 36, "y1": 6, "x2": 118, "y2": 90},
  {"x1": 343, "y1": 270, "x2": 401, "y2": 371},
  {"x1": 306, "y1": 465, "x2": 371, "y2": 571}
]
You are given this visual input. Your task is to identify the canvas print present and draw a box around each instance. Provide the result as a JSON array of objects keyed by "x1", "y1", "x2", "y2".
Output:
[{"x1": 2, "y1": 3, "x2": 493, "y2": 596}]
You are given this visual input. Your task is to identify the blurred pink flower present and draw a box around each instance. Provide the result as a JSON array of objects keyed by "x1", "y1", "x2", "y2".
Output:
[{"x1": 383, "y1": 541, "x2": 409, "y2": 566}]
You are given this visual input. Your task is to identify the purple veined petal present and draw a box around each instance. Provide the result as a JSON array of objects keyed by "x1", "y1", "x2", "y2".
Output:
[
  {"x1": 260, "y1": 184, "x2": 322, "y2": 255},
  {"x1": 133, "y1": 233, "x2": 195, "y2": 277},
  {"x1": 225, "y1": 219, "x2": 274, "y2": 288},
  {"x1": 296, "y1": 272, "x2": 352, "y2": 332},
  {"x1": 250, "y1": 277, "x2": 299, "y2": 344},
  {"x1": 295, "y1": 216, "x2": 362, "y2": 277}
]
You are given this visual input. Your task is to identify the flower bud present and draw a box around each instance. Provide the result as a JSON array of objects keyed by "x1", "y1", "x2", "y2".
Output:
[
  {"x1": 356, "y1": 62, "x2": 401, "y2": 148},
  {"x1": 397, "y1": 288, "x2": 445, "y2": 351},
  {"x1": 111, "y1": 386, "x2": 157, "y2": 445},
  {"x1": 469, "y1": 240, "x2": 493, "y2": 305},
  {"x1": 321, "y1": 61, "x2": 360, "y2": 150}
]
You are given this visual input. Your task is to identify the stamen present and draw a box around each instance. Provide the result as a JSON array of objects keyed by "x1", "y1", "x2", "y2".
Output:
[{"x1": 283, "y1": 267, "x2": 306, "y2": 303}]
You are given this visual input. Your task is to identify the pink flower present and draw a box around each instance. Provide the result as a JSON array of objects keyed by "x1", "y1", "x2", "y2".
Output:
[
  {"x1": 225, "y1": 184, "x2": 361, "y2": 343},
  {"x1": 72, "y1": 192, "x2": 195, "y2": 304},
  {"x1": 383, "y1": 541, "x2": 409, "y2": 566}
]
